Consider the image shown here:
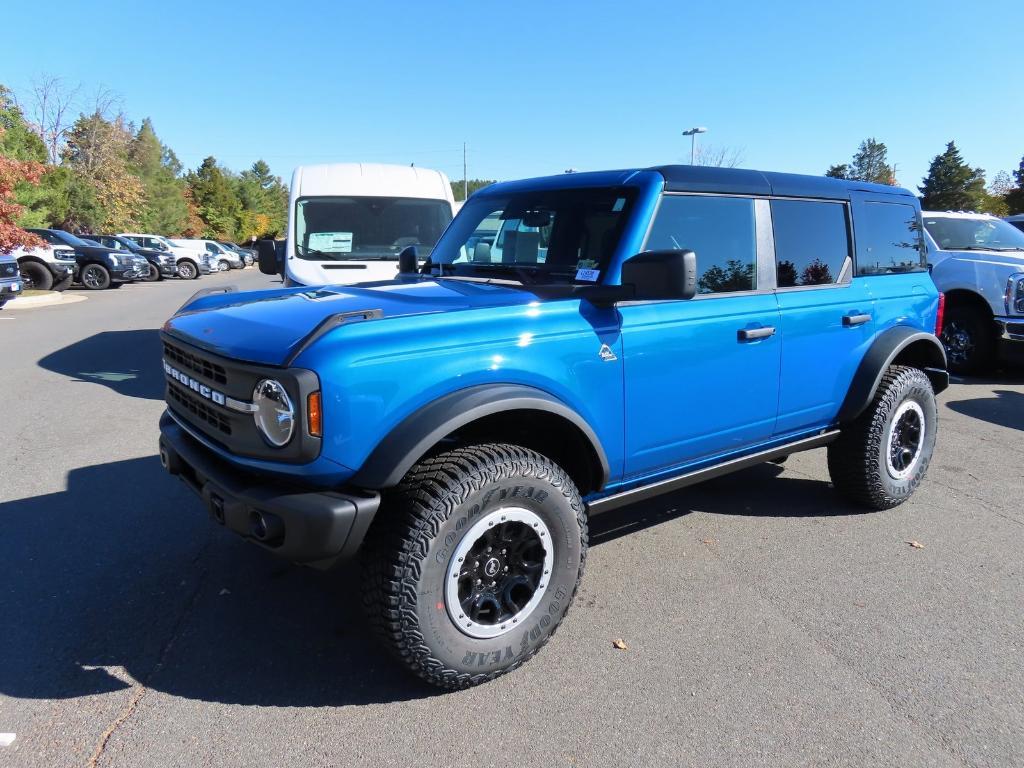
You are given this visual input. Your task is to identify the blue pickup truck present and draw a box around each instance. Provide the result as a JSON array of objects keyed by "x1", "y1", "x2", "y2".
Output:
[{"x1": 158, "y1": 165, "x2": 947, "y2": 689}]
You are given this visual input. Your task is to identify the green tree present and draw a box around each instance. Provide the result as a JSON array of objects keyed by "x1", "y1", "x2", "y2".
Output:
[
  {"x1": 1005, "y1": 157, "x2": 1024, "y2": 215},
  {"x1": 63, "y1": 112, "x2": 144, "y2": 231},
  {"x1": 919, "y1": 141, "x2": 987, "y2": 212},
  {"x1": 187, "y1": 156, "x2": 242, "y2": 239},
  {"x1": 850, "y1": 138, "x2": 894, "y2": 184},
  {"x1": 825, "y1": 164, "x2": 850, "y2": 179},
  {"x1": 235, "y1": 159, "x2": 288, "y2": 239},
  {"x1": 451, "y1": 179, "x2": 495, "y2": 202},
  {"x1": 129, "y1": 118, "x2": 188, "y2": 234}
]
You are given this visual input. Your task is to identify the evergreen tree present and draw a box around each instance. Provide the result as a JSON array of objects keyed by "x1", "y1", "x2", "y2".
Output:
[
  {"x1": 1005, "y1": 157, "x2": 1024, "y2": 215},
  {"x1": 919, "y1": 141, "x2": 987, "y2": 211},
  {"x1": 825, "y1": 164, "x2": 850, "y2": 179},
  {"x1": 188, "y1": 156, "x2": 242, "y2": 239},
  {"x1": 850, "y1": 138, "x2": 894, "y2": 184},
  {"x1": 129, "y1": 118, "x2": 188, "y2": 234}
]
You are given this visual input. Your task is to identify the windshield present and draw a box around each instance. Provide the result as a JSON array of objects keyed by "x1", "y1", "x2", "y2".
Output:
[
  {"x1": 924, "y1": 216, "x2": 1024, "y2": 251},
  {"x1": 429, "y1": 187, "x2": 635, "y2": 284},
  {"x1": 54, "y1": 231, "x2": 93, "y2": 248},
  {"x1": 294, "y1": 196, "x2": 452, "y2": 261}
]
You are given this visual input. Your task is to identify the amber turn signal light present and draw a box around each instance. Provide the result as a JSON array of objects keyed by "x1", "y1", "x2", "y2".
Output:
[{"x1": 307, "y1": 391, "x2": 322, "y2": 437}]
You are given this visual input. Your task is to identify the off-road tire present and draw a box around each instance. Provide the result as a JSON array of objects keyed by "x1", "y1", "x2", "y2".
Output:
[
  {"x1": 940, "y1": 304, "x2": 994, "y2": 375},
  {"x1": 828, "y1": 365, "x2": 937, "y2": 510},
  {"x1": 177, "y1": 260, "x2": 198, "y2": 280},
  {"x1": 52, "y1": 274, "x2": 73, "y2": 291},
  {"x1": 19, "y1": 261, "x2": 52, "y2": 291},
  {"x1": 361, "y1": 443, "x2": 588, "y2": 689},
  {"x1": 80, "y1": 263, "x2": 111, "y2": 290}
]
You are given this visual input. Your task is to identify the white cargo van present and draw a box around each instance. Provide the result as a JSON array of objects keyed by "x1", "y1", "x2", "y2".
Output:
[{"x1": 272, "y1": 163, "x2": 456, "y2": 285}]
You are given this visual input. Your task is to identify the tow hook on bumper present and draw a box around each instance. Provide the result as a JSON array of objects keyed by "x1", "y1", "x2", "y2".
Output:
[{"x1": 159, "y1": 413, "x2": 380, "y2": 568}]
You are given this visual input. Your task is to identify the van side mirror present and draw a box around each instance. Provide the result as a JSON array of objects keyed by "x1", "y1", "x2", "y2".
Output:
[
  {"x1": 621, "y1": 249, "x2": 697, "y2": 300},
  {"x1": 398, "y1": 245, "x2": 418, "y2": 274},
  {"x1": 257, "y1": 239, "x2": 280, "y2": 276}
]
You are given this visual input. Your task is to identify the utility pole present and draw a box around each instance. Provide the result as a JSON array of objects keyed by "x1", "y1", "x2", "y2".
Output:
[
  {"x1": 463, "y1": 142, "x2": 468, "y2": 201},
  {"x1": 682, "y1": 126, "x2": 708, "y2": 165}
]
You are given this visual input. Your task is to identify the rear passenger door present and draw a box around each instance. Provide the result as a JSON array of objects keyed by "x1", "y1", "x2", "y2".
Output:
[
  {"x1": 620, "y1": 194, "x2": 782, "y2": 478},
  {"x1": 771, "y1": 198, "x2": 874, "y2": 434}
]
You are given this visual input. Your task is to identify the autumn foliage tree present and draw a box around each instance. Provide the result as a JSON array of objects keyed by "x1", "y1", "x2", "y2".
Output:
[{"x1": 0, "y1": 127, "x2": 46, "y2": 253}]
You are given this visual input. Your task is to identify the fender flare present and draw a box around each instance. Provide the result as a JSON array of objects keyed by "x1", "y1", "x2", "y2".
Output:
[
  {"x1": 836, "y1": 326, "x2": 948, "y2": 423},
  {"x1": 350, "y1": 383, "x2": 611, "y2": 490}
]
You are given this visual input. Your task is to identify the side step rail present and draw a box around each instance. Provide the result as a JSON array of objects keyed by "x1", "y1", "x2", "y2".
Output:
[{"x1": 587, "y1": 430, "x2": 840, "y2": 515}]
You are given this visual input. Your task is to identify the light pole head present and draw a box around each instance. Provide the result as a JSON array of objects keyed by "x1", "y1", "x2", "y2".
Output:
[{"x1": 682, "y1": 127, "x2": 708, "y2": 136}]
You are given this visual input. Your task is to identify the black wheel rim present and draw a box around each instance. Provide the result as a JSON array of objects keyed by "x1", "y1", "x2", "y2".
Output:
[
  {"x1": 83, "y1": 266, "x2": 103, "y2": 288},
  {"x1": 941, "y1": 321, "x2": 974, "y2": 366},
  {"x1": 446, "y1": 507, "x2": 553, "y2": 638},
  {"x1": 887, "y1": 402, "x2": 925, "y2": 479}
]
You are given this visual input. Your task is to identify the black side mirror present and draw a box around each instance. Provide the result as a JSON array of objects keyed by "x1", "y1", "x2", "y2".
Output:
[
  {"x1": 621, "y1": 249, "x2": 697, "y2": 300},
  {"x1": 398, "y1": 245, "x2": 418, "y2": 274},
  {"x1": 257, "y1": 239, "x2": 280, "y2": 275}
]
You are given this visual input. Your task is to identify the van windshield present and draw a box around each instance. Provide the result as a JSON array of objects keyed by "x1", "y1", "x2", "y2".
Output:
[{"x1": 294, "y1": 196, "x2": 452, "y2": 261}]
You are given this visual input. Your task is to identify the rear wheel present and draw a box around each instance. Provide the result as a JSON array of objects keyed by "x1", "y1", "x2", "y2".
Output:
[
  {"x1": 361, "y1": 444, "x2": 587, "y2": 689},
  {"x1": 177, "y1": 260, "x2": 198, "y2": 280},
  {"x1": 940, "y1": 304, "x2": 994, "y2": 375},
  {"x1": 828, "y1": 365, "x2": 937, "y2": 510},
  {"x1": 19, "y1": 261, "x2": 52, "y2": 291},
  {"x1": 80, "y1": 263, "x2": 111, "y2": 290}
]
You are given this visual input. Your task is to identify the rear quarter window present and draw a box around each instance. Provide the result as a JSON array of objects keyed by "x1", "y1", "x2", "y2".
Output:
[{"x1": 856, "y1": 202, "x2": 927, "y2": 276}]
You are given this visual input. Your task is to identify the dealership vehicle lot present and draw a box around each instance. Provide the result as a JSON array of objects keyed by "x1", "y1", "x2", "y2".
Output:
[{"x1": 1, "y1": 269, "x2": 1023, "y2": 767}]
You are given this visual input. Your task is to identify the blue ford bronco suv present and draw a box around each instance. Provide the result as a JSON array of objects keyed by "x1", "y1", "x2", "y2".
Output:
[{"x1": 158, "y1": 165, "x2": 948, "y2": 688}]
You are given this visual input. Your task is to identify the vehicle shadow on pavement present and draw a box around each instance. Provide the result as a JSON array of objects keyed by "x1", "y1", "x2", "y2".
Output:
[
  {"x1": 589, "y1": 462, "x2": 864, "y2": 547},
  {"x1": 0, "y1": 456, "x2": 438, "y2": 707},
  {"x1": 945, "y1": 389, "x2": 1024, "y2": 432},
  {"x1": 36, "y1": 329, "x2": 165, "y2": 400}
]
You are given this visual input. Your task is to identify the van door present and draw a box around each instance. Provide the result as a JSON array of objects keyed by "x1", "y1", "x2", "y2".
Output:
[
  {"x1": 770, "y1": 198, "x2": 875, "y2": 435},
  {"x1": 620, "y1": 194, "x2": 781, "y2": 478}
]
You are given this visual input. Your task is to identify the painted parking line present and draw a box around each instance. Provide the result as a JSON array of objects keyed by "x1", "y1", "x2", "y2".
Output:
[{"x1": 0, "y1": 733, "x2": 15, "y2": 747}]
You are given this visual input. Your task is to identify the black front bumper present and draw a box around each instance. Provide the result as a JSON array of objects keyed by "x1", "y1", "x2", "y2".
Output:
[{"x1": 159, "y1": 411, "x2": 380, "y2": 568}]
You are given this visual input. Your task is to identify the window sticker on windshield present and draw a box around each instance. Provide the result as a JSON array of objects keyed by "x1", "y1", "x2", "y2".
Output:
[
  {"x1": 309, "y1": 232, "x2": 353, "y2": 253},
  {"x1": 575, "y1": 268, "x2": 600, "y2": 282},
  {"x1": 612, "y1": 198, "x2": 626, "y2": 212}
]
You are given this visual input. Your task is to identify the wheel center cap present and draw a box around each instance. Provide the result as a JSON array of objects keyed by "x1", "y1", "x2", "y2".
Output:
[{"x1": 483, "y1": 557, "x2": 501, "y2": 578}]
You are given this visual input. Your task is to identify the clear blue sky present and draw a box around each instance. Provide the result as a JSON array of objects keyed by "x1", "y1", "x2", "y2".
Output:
[{"x1": 4, "y1": 0, "x2": 1022, "y2": 191}]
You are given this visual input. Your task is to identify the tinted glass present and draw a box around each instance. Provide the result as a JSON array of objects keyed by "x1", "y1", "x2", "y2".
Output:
[
  {"x1": 923, "y1": 216, "x2": 1024, "y2": 251},
  {"x1": 771, "y1": 200, "x2": 850, "y2": 287},
  {"x1": 645, "y1": 195, "x2": 756, "y2": 293},
  {"x1": 857, "y1": 202, "x2": 927, "y2": 275}
]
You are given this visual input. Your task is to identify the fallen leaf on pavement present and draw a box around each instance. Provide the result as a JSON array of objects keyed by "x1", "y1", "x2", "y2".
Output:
[
  {"x1": 702, "y1": 539, "x2": 715, "y2": 546},
  {"x1": 612, "y1": 638, "x2": 628, "y2": 650},
  {"x1": 906, "y1": 541, "x2": 924, "y2": 549}
]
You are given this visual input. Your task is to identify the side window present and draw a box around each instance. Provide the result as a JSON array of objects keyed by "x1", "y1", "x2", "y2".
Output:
[
  {"x1": 856, "y1": 202, "x2": 927, "y2": 275},
  {"x1": 206, "y1": 243, "x2": 218, "y2": 254},
  {"x1": 645, "y1": 195, "x2": 757, "y2": 294},
  {"x1": 771, "y1": 200, "x2": 850, "y2": 287}
]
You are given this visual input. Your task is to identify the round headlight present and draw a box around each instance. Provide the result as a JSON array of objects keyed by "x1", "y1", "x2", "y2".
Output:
[{"x1": 252, "y1": 379, "x2": 295, "y2": 447}]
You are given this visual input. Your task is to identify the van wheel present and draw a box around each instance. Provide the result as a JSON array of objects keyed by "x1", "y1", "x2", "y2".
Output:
[
  {"x1": 80, "y1": 263, "x2": 111, "y2": 290},
  {"x1": 827, "y1": 366, "x2": 937, "y2": 510},
  {"x1": 940, "y1": 304, "x2": 994, "y2": 375},
  {"x1": 177, "y1": 260, "x2": 198, "y2": 280},
  {"x1": 361, "y1": 444, "x2": 587, "y2": 689},
  {"x1": 19, "y1": 261, "x2": 52, "y2": 291},
  {"x1": 218, "y1": 259, "x2": 230, "y2": 271}
]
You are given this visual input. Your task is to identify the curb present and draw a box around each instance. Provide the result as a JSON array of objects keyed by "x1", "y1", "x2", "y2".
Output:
[{"x1": 6, "y1": 291, "x2": 87, "y2": 309}]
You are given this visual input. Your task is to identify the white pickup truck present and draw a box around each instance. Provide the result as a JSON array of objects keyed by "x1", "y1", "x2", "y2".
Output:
[{"x1": 924, "y1": 211, "x2": 1024, "y2": 373}]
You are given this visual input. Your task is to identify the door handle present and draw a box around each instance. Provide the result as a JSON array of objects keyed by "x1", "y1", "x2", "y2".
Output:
[
  {"x1": 842, "y1": 313, "x2": 871, "y2": 327},
  {"x1": 737, "y1": 326, "x2": 776, "y2": 341}
]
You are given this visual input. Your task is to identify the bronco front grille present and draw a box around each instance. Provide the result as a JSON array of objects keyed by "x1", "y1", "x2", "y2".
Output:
[
  {"x1": 163, "y1": 341, "x2": 227, "y2": 385},
  {"x1": 167, "y1": 384, "x2": 232, "y2": 435}
]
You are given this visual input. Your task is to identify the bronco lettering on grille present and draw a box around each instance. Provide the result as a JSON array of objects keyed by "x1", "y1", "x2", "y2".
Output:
[{"x1": 163, "y1": 361, "x2": 226, "y2": 405}]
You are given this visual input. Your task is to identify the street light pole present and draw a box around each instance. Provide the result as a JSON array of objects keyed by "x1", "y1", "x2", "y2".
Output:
[{"x1": 682, "y1": 126, "x2": 708, "y2": 165}]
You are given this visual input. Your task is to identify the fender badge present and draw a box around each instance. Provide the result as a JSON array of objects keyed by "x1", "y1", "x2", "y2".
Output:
[{"x1": 598, "y1": 344, "x2": 617, "y2": 362}]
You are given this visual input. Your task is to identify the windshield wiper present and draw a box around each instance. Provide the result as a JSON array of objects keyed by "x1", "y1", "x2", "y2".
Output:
[
  {"x1": 956, "y1": 245, "x2": 1024, "y2": 252},
  {"x1": 459, "y1": 263, "x2": 543, "y2": 284}
]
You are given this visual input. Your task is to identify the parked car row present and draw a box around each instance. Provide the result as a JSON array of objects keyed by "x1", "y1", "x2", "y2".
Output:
[{"x1": 6, "y1": 229, "x2": 256, "y2": 295}]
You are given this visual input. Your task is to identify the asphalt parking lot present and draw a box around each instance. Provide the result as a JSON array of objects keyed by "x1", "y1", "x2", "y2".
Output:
[{"x1": 1, "y1": 271, "x2": 1023, "y2": 768}]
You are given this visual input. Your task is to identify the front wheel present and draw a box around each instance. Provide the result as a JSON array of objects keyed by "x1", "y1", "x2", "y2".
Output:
[
  {"x1": 177, "y1": 260, "x2": 198, "y2": 280},
  {"x1": 52, "y1": 274, "x2": 73, "y2": 291},
  {"x1": 827, "y1": 365, "x2": 937, "y2": 510},
  {"x1": 940, "y1": 304, "x2": 995, "y2": 375},
  {"x1": 79, "y1": 263, "x2": 111, "y2": 290},
  {"x1": 219, "y1": 259, "x2": 230, "y2": 271},
  {"x1": 19, "y1": 261, "x2": 53, "y2": 291},
  {"x1": 361, "y1": 444, "x2": 587, "y2": 689},
  {"x1": 143, "y1": 263, "x2": 160, "y2": 282}
]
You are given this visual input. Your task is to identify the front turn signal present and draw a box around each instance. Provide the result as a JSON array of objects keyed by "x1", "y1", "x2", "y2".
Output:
[{"x1": 307, "y1": 391, "x2": 322, "y2": 438}]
